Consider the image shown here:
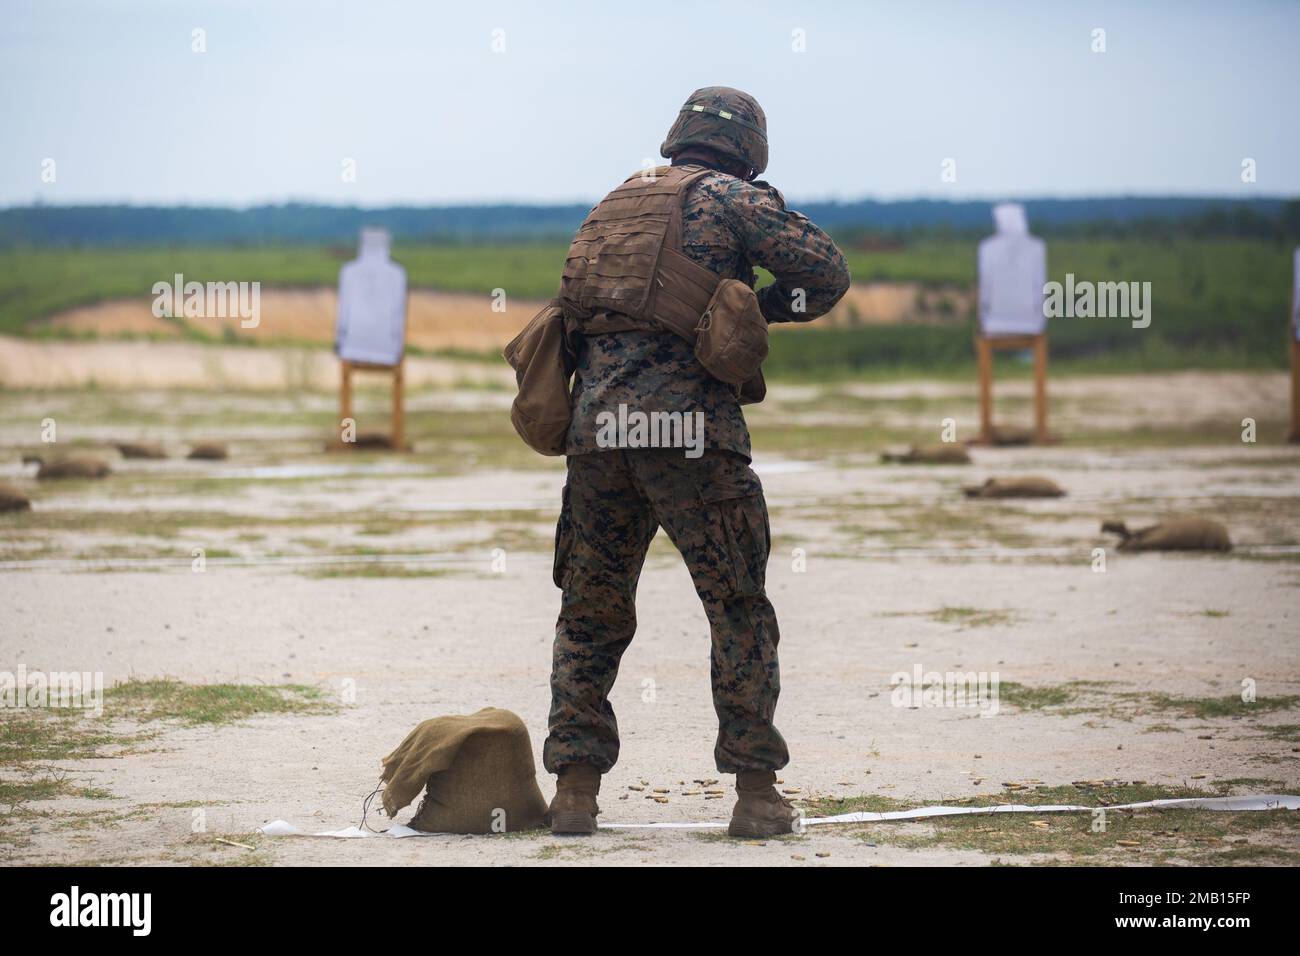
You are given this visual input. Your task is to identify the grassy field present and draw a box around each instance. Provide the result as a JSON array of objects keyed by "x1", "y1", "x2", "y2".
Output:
[{"x1": 1, "y1": 237, "x2": 1293, "y2": 375}]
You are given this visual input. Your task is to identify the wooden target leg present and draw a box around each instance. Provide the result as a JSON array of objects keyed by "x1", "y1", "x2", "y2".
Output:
[
  {"x1": 1289, "y1": 339, "x2": 1300, "y2": 443},
  {"x1": 339, "y1": 362, "x2": 354, "y2": 444},
  {"x1": 1033, "y1": 335, "x2": 1049, "y2": 444},
  {"x1": 977, "y1": 337, "x2": 993, "y2": 444},
  {"x1": 391, "y1": 359, "x2": 405, "y2": 451}
]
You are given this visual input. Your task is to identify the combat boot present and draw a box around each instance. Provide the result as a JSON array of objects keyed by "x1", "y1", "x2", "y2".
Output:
[
  {"x1": 549, "y1": 763, "x2": 601, "y2": 835},
  {"x1": 728, "y1": 769, "x2": 797, "y2": 838}
]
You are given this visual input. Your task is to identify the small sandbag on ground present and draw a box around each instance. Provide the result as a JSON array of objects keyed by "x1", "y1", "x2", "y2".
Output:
[
  {"x1": 114, "y1": 441, "x2": 167, "y2": 459},
  {"x1": 187, "y1": 442, "x2": 228, "y2": 460},
  {"x1": 881, "y1": 443, "x2": 971, "y2": 465},
  {"x1": 23, "y1": 454, "x2": 111, "y2": 480},
  {"x1": 964, "y1": 476, "x2": 1065, "y2": 499},
  {"x1": 1101, "y1": 517, "x2": 1232, "y2": 552},
  {"x1": 380, "y1": 707, "x2": 549, "y2": 834},
  {"x1": 0, "y1": 481, "x2": 31, "y2": 512}
]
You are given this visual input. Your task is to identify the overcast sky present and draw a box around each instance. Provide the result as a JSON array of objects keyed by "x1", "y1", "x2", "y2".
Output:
[{"x1": 2, "y1": 0, "x2": 1297, "y2": 206}]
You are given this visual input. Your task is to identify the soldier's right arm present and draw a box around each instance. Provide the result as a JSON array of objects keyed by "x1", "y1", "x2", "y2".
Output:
[{"x1": 724, "y1": 180, "x2": 851, "y2": 324}]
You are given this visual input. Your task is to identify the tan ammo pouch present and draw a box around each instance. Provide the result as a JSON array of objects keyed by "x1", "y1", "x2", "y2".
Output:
[
  {"x1": 693, "y1": 278, "x2": 768, "y2": 385},
  {"x1": 502, "y1": 299, "x2": 573, "y2": 456}
]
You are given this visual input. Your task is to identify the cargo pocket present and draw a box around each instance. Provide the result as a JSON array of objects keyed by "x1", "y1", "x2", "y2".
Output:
[
  {"x1": 552, "y1": 484, "x2": 574, "y2": 589},
  {"x1": 699, "y1": 467, "x2": 770, "y2": 598}
]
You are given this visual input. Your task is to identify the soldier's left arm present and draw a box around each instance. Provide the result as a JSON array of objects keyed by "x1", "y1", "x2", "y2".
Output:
[{"x1": 729, "y1": 181, "x2": 851, "y2": 323}]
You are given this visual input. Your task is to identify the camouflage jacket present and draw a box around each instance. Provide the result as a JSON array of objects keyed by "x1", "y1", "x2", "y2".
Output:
[{"x1": 565, "y1": 162, "x2": 850, "y2": 460}]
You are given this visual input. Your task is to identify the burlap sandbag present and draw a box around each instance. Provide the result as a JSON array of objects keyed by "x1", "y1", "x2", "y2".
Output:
[
  {"x1": 380, "y1": 707, "x2": 549, "y2": 834},
  {"x1": 1101, "y1": 517, "x2": 1232, "y2": 552},
  {"x1": 964, "y1": 476, "x2": 1065, "y2": 499},
  {"x1": 0, "y1": 481, "x2": 31, "y2": 513},
  {"x1": 881, "y1": 443, "x2": 972, "y2": 465}
]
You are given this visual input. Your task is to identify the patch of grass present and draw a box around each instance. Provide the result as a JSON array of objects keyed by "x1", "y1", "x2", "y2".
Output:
[
  {"x1": 929, "y1": 606, "x2": 1018, "y2": 629},
  {"x1": 806, "y1": 781, "x2": 1207, "y2": 818},
  {"x1": 0, "y1": 680, "x2": 334, "y2": 832},
  {"x1": 844, "y1": 503, "x2": 1040, "y2": 551},
  {"x1": 975, "y1": 782, "x2": 1209, "y2": 806},
  {"x1": 862, "y1": 807, "x2": 1300, "y2": 860},
  {"x1": 809, "y1": 782, "x2": 1300, "y2": 863},
  {"x1": 183, "y1": 831, "x2": 273, "y2": 866},
  {"x1": 0, "y1": 771, "x2": 115, "y2": 811},
  {"x1": 997, "y1": 681, "x2": 1082, "y2": 710},
  {"x1": 802, "y1": 792, "x2": 912, "y2": 816},
  {"x1": 1211, "y1": 777, "x2": 1285, "y2": 792},
  {"x1": 528, "y1": 834, "x2": 666, "y2": 858},
  {"x1": 987, "y1": 682, "x2": 1300, "y2": 726},
  {"x1": 1134, "y1": 693, "x2": 1300, "y2": 721},
  {"x1": 531, "y1": 843, "x2": 573, "y2": 860},
  {"x1": 1258, "y1": 724, "x2": 1300, "y2": 742},
  {"x1": 0, "y1": 710, "x2": 141, "y2": 762},
  {"x1": 0, "y1": 774, "x2": 76, "y2": 808},
  {"x1": 1237, "y1": 551, "x2": 1300, "y2": 566},
  {"x1": 49, "y1": 799, "x2": 217, "y2": 833},
  {"x1": 103, "y1": 679, "x2": 333, "y2": 725},
  {"x1": 1185, "y1": 843, "x2": 1300, "y2": 865},
  {"x1": 0, "y1": 242, "x2": 570, "y2": 337},
  {"x1": 746, "y1": 421, "x2": 904, "y2": 460}
]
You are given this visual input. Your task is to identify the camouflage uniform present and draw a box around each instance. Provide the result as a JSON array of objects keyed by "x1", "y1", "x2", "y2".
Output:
[
  {"x1": 544, "y1": 87, "x2": 850, "y2": 775},
  {"x1": 545, "y1": 448, "x2": 783, "y2": 773}
]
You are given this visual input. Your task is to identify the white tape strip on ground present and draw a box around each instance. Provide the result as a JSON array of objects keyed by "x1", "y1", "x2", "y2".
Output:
[{"x1": 259, "y1": 794, "x2": 1300, "y2": 838}]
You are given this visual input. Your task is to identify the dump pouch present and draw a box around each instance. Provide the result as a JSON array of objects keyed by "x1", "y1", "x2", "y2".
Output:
[
  {"x1": 502, "y1": 299, "x2": 574, "y2": 456},
  {"x1": 693, "y1": 278, "x2": 768, "y2": 385}
]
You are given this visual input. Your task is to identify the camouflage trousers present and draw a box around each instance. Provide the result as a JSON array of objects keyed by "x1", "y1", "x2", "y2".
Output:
[{"x1": 543, "y1": 448, "x2": 788, "y2": 775}]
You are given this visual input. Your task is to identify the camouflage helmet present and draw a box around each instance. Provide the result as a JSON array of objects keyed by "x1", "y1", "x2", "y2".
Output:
[{"x1": 660, "y1": 87, "x2": 768, "y2": 180}]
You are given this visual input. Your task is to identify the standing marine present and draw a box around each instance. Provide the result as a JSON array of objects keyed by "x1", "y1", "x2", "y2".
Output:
[{"x1": 543, "y1": 86, "x2": 850, "y2": 837}]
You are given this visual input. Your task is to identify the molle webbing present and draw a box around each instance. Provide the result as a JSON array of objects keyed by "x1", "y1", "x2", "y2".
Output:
[{"x1": 559, "y1": 165, "x2": 722, "y2": 341}]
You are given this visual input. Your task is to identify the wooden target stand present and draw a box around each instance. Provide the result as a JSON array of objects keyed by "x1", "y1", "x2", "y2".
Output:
[
  {"x1": 1289, "y1": 335, "x2": 1300, "y2": 444},
  {"x1": 327, "y1": 358, "x2": 410, "y2": 452},
  {"x1": 973, "y1": 333, "x2": 1052, "y2": 445}
]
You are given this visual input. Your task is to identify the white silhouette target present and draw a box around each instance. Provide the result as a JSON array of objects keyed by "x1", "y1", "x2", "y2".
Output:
[
  {"x1": 977, "y1": 203, "x2": 1047, "y2": 337},
  {"x1": 335, "y1": 228, "x2": 407, "y2": 366}
]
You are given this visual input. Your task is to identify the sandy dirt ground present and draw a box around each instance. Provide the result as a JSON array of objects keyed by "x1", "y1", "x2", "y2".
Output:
[
  {"x1": 1, "y1": 358, "x2": 1298, "y2": 867},
  {"x1": 37, "y1": 289, "x2": 544, "y2": 353}
]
